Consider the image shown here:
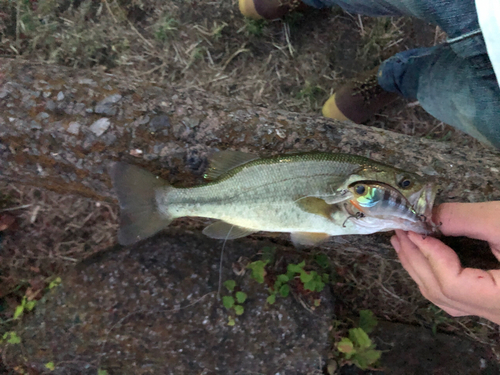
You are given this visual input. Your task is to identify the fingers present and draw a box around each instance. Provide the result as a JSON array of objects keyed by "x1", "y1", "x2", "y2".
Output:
[
  {"x1": 407, "y1": 231, "x2": 500, "y2": 309},
  {"x1": 391, "y1": 226, "x2": 500, "y2": 324},
  {"x1": 393, "y1": 231, "x2": 485, "y2": 314},
  {"x1": 434, "y1": 202, "x2": 500, "y2": 243},
  {"x1": 392, "y1": 231, "x2": 426, "y2": 288}
]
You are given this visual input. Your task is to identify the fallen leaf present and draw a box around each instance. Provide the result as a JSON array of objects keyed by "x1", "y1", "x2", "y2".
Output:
[{"x1": 0, "y1": 214, "x2": 15, "y2": 231}]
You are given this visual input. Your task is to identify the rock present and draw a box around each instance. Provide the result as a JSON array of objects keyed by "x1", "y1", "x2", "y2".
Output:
[
  {"x1": 57, "y1": 91, "x2": 65, "y2": 101},
  {"x1": 149, "y1": 114, "x2": 170, "y2": 133},
  {"x1": 67, "y1": 122, "x2": 81, "y2": 135},
  {"x1": 89, "y1": 118, "x2": 111, "y2": 136},
  {"x1": 371, "y1": 322, "x2": 500, "y2": 375},
  {"x1": 95, "y1": 94, "x2": 122, "y2": 116},
  {"x1": 3, "y1": 231, "x2": 335, "y2": 374},
  {"x1": 0, "y1": 58, "x2": 498, "y2": 207}
]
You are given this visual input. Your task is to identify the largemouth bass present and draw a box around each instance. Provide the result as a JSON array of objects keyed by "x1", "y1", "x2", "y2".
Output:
[{"x1": 110, "y1": 151, "x2": 437, "y2": 246}]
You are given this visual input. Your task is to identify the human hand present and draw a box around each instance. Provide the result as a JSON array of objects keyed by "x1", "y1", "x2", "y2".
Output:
[{"x1": 390, "y1": 202, "x2": 500, "y2": 324}]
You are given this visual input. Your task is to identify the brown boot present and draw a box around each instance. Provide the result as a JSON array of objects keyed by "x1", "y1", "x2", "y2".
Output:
[
  {"x1": 322, "y1": 68, "x2": 399, "y2": 124},
  {"x1": 239, "y1": 0, "x2": 308, "y2": 20}
]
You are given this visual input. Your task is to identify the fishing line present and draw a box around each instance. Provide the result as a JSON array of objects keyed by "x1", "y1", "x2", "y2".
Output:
[{"x1": 217, "y1": 224, "x2": 234, "y2": 300}]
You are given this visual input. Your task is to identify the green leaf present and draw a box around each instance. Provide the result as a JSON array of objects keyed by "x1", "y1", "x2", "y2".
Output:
[
  {"x1": 322, "y1": 273, "x2": 330, "y2": 283},
  {"x1": 235, "y1": 291, "x2": 247, "y2": 304},
  {"x1": 359, "y1": 310, "x2": 377, "y2": 334},
  {"x1": 277, "y1": 274, "x2": 289, "y2": 283},
  {"x1": 337, "y1": 337, "x2": 354, "y2": 354},
  {"x1": 223, "y1": 280, "x2": 236, "y2": 292},
  {"x1": 222, "y1": 296, "x2": 235, "y2": 309},
  {"x1": 352, "y1": 354, "x2": 369, "y2": 370},
  {"x1": 26, "y1": 300, "x2": 36, "y2": 311},
  {"x1": 303, "y1": 280, "x2": 316, "y2": 291},
  {"x1": 6, "y1": 332, "x2": 21, "y2": 344},
  {"x1": 227, "y1": 317, "x2": 235, "y2": 326},
  {"x1": 45, "y1": 362, "x2": 55, "y2": 371},
  {"x1": 361, "y1": 349, "x2": 382, "y2": 365},
  {"x1": 316, "y1": 281, "x2": 325, "y2": 292},
  {"x1": 279, "y1": 284, "x2": 290, "y2": 297},
  {"x1": 349, "y1": 328, "x2": 372, "y2": 350},
  {"x1": 300, "y1": 271, "x2": 313, "y2": 283},
  {"x1": 266, "y1": 294, "x2": 276, "y2": 305},
  {"x1": 48, "y1": 277, "x2": 62, "y2": 290},
  {"x1": 13, "y1": 305, "x2": 24, "y2": 320},
  {"x1": 97, "y1": 370, "x2": 108, "y2": 375},
  {"x1": 234, "y1": 305, "x2": 244, "y2": 316},
  {"x1": 314, "y1": 253, "x2": 330, "y2": 269},
  {"x1": 287, "y1": 261, "x2": 305, "y2": 274},
  {"x1": 314, "y1": 299, "x2": 321, "y2": 307},
  {"x1": 247, "y1": 261, "x2": 267, "y2": 284}
]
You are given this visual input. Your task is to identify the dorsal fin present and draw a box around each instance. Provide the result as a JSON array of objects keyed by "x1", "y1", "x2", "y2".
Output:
[
  {"x1": 204, "y1": 150, "x2": 259, "y2": 180},
  {"x1": 202, "y1": 220, "x2": 257, "y2": 239}
]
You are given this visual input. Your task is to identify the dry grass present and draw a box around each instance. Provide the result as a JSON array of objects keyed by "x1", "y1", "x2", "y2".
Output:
[{"x1": 1, "y1": 0, "x2": 497, "y2": 364}]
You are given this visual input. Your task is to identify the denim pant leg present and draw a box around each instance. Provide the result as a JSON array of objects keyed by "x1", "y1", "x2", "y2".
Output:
[
  {"x1": 301, "y1": 0, "x2": 479, "y2": 39},
  {"x1": 379, "y1": 46, "x2": 500, "y2": 148},
  {"x1": 302, "y1": 0, "x2": 500, "y2": 147}
]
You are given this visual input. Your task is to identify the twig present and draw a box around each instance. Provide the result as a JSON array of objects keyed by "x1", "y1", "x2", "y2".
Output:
[
  {"x1": 0, "y1": 204, "x2": 32, "y2": 212},
  {"x1": 221, "y1": 44, "x2": 249, "y2": 71},
  {"x1": 103, "y1": 0, "x2": 118, "y2": 24},
  {"x1": 128, "y1": 20, "x2": 155, "y2": 49},
  {"x1": 283, "y1": 22, "x2": 294, "y2": 57}
]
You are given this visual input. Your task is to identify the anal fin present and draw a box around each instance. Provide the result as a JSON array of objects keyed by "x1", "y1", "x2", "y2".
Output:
[
  {"x1": 290, "y1": 232, "x2": 330, "y2": 247},
  {"x1": 202, "y1": 220, "x2": 257, "y2": 240}
]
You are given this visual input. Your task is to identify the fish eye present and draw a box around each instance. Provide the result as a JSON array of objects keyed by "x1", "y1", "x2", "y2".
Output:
[
  {"x1": 398, "y1": 178, "x2": 412, "y2": 189},
  {"x1": 355, "y1": 184, "x2": 366, "y2": 195}
]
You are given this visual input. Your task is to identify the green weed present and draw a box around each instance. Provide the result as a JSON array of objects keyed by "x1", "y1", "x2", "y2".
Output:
[
  {"x1": 222, "y1": 280, "x2": 248, "y2": 325},
  {"x1": 296, "y1": 82, "x2": 325, "y2": 102},
  {"x1": 245, "y1": 18, "x2": 266, "y2": 37},
  {"x1": 154, "y1": 16, "x2": 178, "y2": 42},
  {"x1": 335, "y1": 310, "x2": 381, "y2": 370},
  {"x1": 247, "y1": 256, "x2": 329, "y2": 305},
  {"x1": 1, "y1": 331, "x2": 21, "y2": 344}
]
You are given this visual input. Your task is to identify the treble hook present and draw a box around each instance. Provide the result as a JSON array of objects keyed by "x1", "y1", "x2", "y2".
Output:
[{"x1": 342, "y1": 211, "x2": 365, "y2": 228}]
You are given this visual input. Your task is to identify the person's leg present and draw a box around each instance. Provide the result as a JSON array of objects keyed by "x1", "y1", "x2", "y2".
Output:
[{"x1": 379, "y1": 45, "x2": 500, "y2": 148}]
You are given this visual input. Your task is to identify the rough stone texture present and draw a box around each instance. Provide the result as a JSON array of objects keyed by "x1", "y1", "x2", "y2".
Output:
[
  {"x1": 0, "y1": 58, "x2": 499, "y2": 207},
  {"x1": 371, "y1": 322, "x2": 500, "y2": 375},
  {"x1": 2, "y1": 230, "x2": 334, "y2": 375},
  {"x1": 1, "y1": 58, "x2": 500, "y2": 374}
]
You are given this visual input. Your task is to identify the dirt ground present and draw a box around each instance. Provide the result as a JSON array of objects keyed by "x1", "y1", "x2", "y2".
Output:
[{"x1": 0, "y1": 0, "x2": 498, "y2": 371}]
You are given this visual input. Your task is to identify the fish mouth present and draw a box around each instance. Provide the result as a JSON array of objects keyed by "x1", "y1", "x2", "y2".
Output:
[
  {"x1": 342, "y1": 182, "x2": 438, "y2": 234},
  {"x1": 410, "y1": 183, "x2": 437, "y2": 221}
]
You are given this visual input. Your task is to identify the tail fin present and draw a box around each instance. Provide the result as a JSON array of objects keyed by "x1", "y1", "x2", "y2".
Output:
[{"x1": 109, "y1": 162, "x2": 173, "y2": 246}]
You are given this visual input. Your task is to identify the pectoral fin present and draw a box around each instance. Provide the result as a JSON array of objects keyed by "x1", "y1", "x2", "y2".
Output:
[
  {"x1": 204, "y1": 150, "x2": 259, "y2": 180},
  {"x1": 202, "y1": 221, "x2": 257, "y2": 240},
  {"x1": 290, "y1": 232, "x2": 330, "y2": 247},
  {"x1": 295, "y1": 197, "x2": 343, "y2": 220}
]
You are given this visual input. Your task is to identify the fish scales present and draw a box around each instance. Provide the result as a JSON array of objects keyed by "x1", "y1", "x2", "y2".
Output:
[
  {"x1": 110, "y1": 152, "x2": 437, "y2": 246},
  {"x1": 165, "y1": 159, "x2": 360, "y2": 232}
]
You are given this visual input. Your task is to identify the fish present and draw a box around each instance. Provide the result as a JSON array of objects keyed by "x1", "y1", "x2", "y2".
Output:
[{"x1": 109, "y1": 151, "x2": 437, "y2": 246}]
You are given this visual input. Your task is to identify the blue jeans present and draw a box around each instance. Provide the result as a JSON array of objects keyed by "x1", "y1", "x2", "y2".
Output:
[{"x1": 302, "y1": 0, "x2": 500, "y2": 148}]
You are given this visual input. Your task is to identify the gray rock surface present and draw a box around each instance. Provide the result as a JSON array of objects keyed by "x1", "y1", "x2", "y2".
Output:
[
  {"x1": 371, "y1": 322, "x2": 500, "y2": 375},
  {"x1": 0, "y1": 58, "x2": 498, "y2": 208},
  {"x1": 2, "y1": 231, "x2": 334, "y2": 375}
]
